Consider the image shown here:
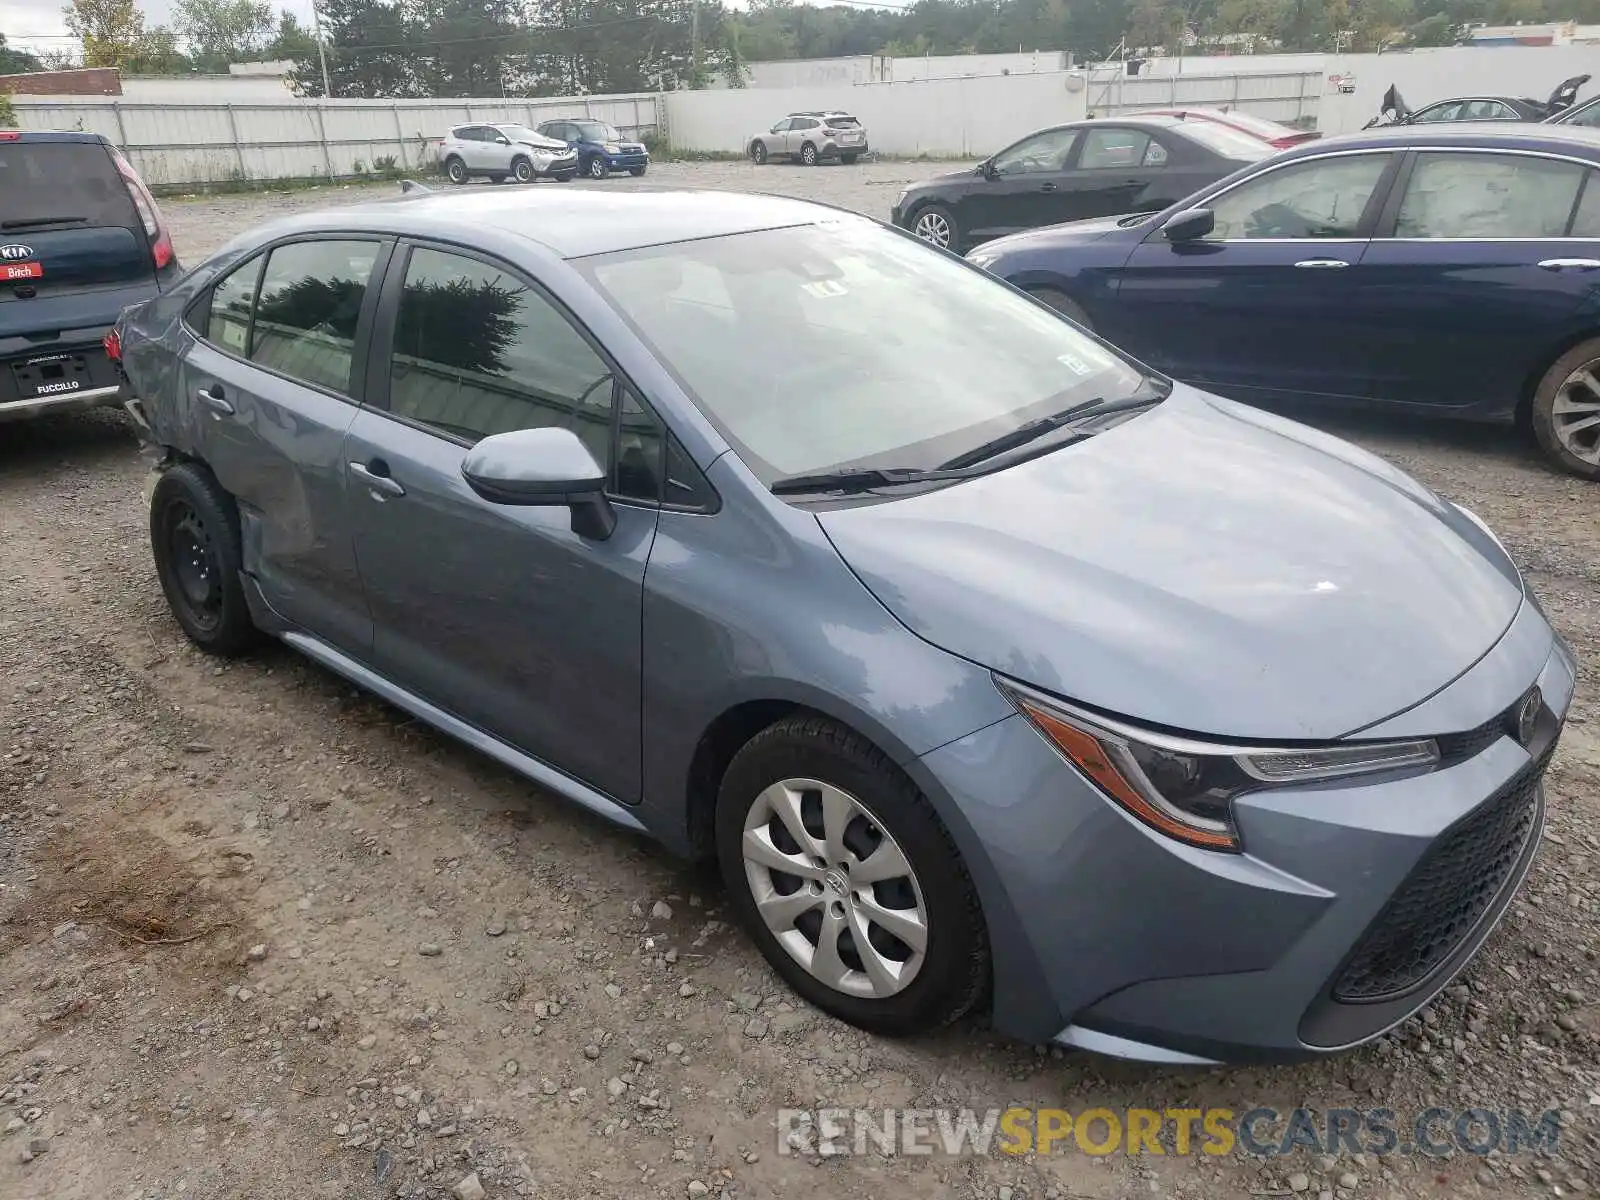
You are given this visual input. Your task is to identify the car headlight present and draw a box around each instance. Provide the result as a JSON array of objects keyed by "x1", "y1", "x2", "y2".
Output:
[
  {"x1": 895, "y1": 188, "x2": 909, "y2": 206},
  {"x1": 999, "y1": 681, "x2": 1439, "y2": 852},
  {"x1": 966, "y1": 250, "x2": 997, "y2": 270}
]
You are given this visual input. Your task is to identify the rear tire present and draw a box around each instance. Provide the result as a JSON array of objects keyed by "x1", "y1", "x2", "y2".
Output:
[
  {"x1": 1027, "y1": 287, "x2": 1094, "y2": 332},
  {"x1": 800, "y1": 142, "x2": 819, "y2": 166},
  {"x1": 716, "y1": 715, "x2": 989, "y2": 1035},
  {"x1": 1530, "y1": 337, "x2": 1600, "y2": 479},
  {"x1": 751, "y1": 140, "x2": 769, "y2": 164},
  {"x1": 150, "y1": 463, "x2": 259, "y2": 656},
  {"x1": 841, "y1": 152, "x2": 860, "y2": 165},
  {"x1": 444, "y1": 156, "x2": 467, "y2": 185},
  {"x1": 512, "y1": 156, "x2": 534, "y2": 183}
]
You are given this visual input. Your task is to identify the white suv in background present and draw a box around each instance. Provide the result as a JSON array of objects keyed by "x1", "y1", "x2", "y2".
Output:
[
  {"x1": 439, "y1": 124, "x2": 579, "y2": 185},
  {"x1": 748, "y1": 112, "x2": 869, "y2": 166}
]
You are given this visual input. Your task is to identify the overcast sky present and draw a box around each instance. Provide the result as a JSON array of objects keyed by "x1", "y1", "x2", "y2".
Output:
[{"x1": 2, "y1": 0, "x2": 323, "y2": 56}]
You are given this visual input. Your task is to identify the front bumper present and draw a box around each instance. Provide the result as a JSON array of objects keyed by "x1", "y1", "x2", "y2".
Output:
[
  {"x1": 599, "y1": 150, "x2": 649, "y2": 170},
  {"x1": 538, "y1": 153, "x2": 579, "y2": 177},
  {"x1": 911, "y1": 600, "x2": 1574, "y2": 1061}
]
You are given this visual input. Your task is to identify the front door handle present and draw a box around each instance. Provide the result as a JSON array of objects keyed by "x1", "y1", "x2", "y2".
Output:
[
  {"x1": 350, "y1": 460, "x2": 405, "y2": 498},
  {"x1": 195, "y1": 384, "x2": 233, "y2": 416},
  {"x1": 1039, "y1": 182, "x2": 1058, "y2": 192},
  {"x1": 1538, "y1": 258, "x2": 1600, "y2": 272},
  {"x1": 1294, "y1": 258, "x2": 1350, "y2": 269}
]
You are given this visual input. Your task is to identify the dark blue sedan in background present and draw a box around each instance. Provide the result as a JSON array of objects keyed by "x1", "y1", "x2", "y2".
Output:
[{"x1": 966, "y1": 124, "x2": 1600, "y2": 479}]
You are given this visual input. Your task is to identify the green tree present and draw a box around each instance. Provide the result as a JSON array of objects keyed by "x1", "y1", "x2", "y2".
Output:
[
  {"x1": 267, "y1": 10, "x2": 318, "y2": 60},
  {"x1": 0, "y1": 33, "x2": 44, "y2": 73},
  {"x1": 173, "y1": 0, "x2": 273, "y2": 70},
  {"x1": 63, "y1": 0, "x2": 148, "y2": 67},
  {"x1": 125, "y1": 24, "x2": 189, "y2": 71}
]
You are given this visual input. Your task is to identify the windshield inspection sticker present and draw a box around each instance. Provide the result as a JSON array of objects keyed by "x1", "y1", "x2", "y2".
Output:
[{"x1": 1057, "y1": 342, "x2": 1117, "y2": 377}]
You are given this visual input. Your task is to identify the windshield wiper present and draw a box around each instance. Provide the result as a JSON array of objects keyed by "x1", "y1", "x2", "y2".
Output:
[
  {"x1": 937, "y1": 389, "x2": 1168, "y2": 471},
  {"x1": 770, "y1": 466, "x2": 950, "y2": 496},
  {"x1": 3, "y1": 215, "x2": 88, "y2": 230}
]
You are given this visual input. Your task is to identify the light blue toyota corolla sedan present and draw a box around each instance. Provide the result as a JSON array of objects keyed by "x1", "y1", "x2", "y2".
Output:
[{"x1": 112, "y1": 185, "x2": 1574, "y2": 1064}]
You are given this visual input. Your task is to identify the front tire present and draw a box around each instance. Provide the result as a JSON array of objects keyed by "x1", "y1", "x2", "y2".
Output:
[
  {"x1": 629, "y1": 165, "x2": 647, "y2": 177},
  {"x1": 512, "y1": 156, "x2": 533, "y2": 183},
  {"x1": 444, "y1": 156, "x2": 467, "y2": 185},
  {"x1": 910, "y1": 203, "x2": 958, "y2": 251},
  {"x1": 716, "y1": 715, "x2": 989, "y2": 1035},
  {"x1": 586, "y1": 156, "x2": 608, "y2": 180},
  {"x1": 150, "y1": 463, "x2": 259, "y2": 656},
  {"x1": 553, "y1": 171, "x2": 574, "y2": 183},
  {"x1": 1531, "y1": 337, "x2": 1600, "y2": 479},
  {"x1": 751, "y1": 140, "x2": 769, "y2": 164},
  {"x1": 1027, "y1": 287, "x2": 1094, "y2": 331},
  {"x1": 800, "y1": 141, "x2": 819, "y2": 166}
]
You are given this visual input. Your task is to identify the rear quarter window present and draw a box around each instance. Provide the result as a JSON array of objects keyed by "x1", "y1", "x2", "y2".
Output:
[{"x1": 0, "y1": 141, "x2": 139, "y2": 230}]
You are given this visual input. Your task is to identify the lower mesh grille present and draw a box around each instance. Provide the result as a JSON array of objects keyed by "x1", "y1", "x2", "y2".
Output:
[{"x1": 1332, "y1": 749, "x2": 1548, "y2": 1003}]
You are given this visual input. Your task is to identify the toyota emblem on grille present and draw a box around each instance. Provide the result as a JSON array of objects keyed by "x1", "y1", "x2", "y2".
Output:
[
  {"x1": 1516, "y1": 687, "x2": 1542, "y2": 746},
  {"x1": 0, "y1": 243, "x2": 34, "y2": 261}
]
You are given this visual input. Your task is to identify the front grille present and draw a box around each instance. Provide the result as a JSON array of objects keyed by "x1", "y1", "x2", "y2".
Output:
[{"x1": 1332, "y1": 748, "x2": 1549, "y2": 1003}]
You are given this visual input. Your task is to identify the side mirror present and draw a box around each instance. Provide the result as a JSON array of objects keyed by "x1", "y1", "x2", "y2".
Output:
[
  {"x1": 1162, "y1": 207, "x2": 1215, "y2": 243},
  {"x1": 495, "y1": 136, "x2": 511, "y2": 145},
  {"x1": 461, "y1": 427, "x2": 616, "y2": 540},
  {"x1": 980, "y1": 160, "x2": 997, "y2": 179}
]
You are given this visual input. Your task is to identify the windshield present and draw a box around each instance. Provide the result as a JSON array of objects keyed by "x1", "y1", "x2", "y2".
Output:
[
  {"x1": 575, "y1": 121, "x2": 622, "y2": 141},
  {"x1": 579, "y1": 219, "x2": 1151, "y2": 484},
  {"x1": 1180, "y1": 121, "x2": 1277, "y2": 161}
]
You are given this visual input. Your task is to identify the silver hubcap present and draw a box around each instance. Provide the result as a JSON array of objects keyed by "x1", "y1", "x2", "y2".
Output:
[
  {"x1": 803, "y1": 147, "x2": 816, "y2": 164},
  {"x1": 1553, "y1": 360, "x2": 1600, "y2": 465},
  {"x1": 741, "y1": 778, "x2": 927, "y2": 998},
  {"x1": 914, "y1": 211, "x2": 951, "y2": 247}
]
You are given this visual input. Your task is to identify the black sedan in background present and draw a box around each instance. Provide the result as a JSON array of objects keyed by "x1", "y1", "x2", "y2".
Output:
[{"x1": 889, "y1": 115, "x2": 1271, "y2": 251}]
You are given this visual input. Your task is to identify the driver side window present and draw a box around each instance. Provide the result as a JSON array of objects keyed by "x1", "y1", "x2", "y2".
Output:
[
  {"x1": 1204, "y1": 154, "x2": 1390, "y2": 240},
  {"x1": 992, "y1": 128, "x2": 1079, "y2": 175},
  {"x1": 386, "y1": 246, "x2": 618, "y2": 473}
]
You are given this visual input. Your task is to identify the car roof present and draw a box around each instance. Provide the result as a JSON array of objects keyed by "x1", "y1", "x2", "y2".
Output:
[
  {"x1": 310, "y1": 187, "x2": 843, "y2": 259},
  {"x1": 1284, "y1": 122, "x2": 1600, "y2": 156},
  {"x1": 0, "y1": 130, "x2": 109, "y2": 144},
  {"x1": 790, "y1": 110, "x2": 854, "y2": 117}
]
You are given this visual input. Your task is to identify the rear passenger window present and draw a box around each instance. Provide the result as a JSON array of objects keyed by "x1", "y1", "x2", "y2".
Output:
[
  {"x1": 1571, "y1": 174, "x2": 1600, "y2": 237},
  {"x1": 249, "y1": 239, "x2": 379, "y2": 394},
  {"x1": 200, "y1": 258, "x2": 261, "y2": 354},
  {"x1": 1395, "y1": 153, "x2": 1585, "y2": 239},
  {"x1": 1079, "y1": 128, "x2": 1153, "y2": 170},
  {"x1": 387, "y1": 246, "x2": 615, "y2": 465}
]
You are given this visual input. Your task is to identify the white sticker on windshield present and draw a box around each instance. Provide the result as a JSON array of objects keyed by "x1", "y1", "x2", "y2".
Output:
[
  {"x1": 1057, "y1": 344, "x2": 1115, "y2": 376},
  {"x1": 802, "y1": 280, "x2": 848, "y2": 299}
]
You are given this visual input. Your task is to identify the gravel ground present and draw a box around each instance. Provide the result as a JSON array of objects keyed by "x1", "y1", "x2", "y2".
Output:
[{"x1": 1, "y1": 160, "x2": 1597, "y2": 1200}]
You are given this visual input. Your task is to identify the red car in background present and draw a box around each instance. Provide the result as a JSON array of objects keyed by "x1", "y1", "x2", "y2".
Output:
[{"x1": 1132, "y1": 107, "x2": 1320, "y2": 149}]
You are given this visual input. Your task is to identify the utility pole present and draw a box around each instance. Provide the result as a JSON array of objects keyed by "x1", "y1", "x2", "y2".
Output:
[
  {"x1": 310, "y1": 0, "x2": 333, "y2": 99},
  {"x1": 690, "y1": 0, "x2": 700, "y2": 87}
]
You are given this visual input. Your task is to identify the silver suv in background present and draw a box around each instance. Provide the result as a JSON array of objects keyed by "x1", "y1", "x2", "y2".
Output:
[
  {"x1": 439, "y1": 124, "x2": 578, "y2": 184},
  {"x1": 749, "y1": 112, "x2": 869, "y2": 166}
]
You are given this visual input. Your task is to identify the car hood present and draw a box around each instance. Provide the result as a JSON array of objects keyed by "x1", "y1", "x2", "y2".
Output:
[
  {"x1": 815, "y1": 387, "x2": 1524, "y2": 740},
  {"x1": 516, "y1": 135, "x2": 572, "y2": 152},
  {"x1": 974, "y1": 214, "x2": 1148, "y2": 258}
]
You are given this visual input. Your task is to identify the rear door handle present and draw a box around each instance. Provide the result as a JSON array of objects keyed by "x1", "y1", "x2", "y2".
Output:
[
  {"x1": 195, "y1": 384, "x2": 233, "y2": 416},
  {"x1": 1538, "y1": 258, "x2": 1600, "y2": 272},
  {"x1": 350, "y1": 460, "x2": 405, "y2": 498},
  {"x1": 1039, "y1": 182, "x2": 1058, "y2": 192},
  {"x1": 1294, "y1": 258, "x2": 1350, "y2": 269}
]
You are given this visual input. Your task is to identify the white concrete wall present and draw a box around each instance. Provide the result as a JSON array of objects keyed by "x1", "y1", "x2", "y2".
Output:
[
  {"x1": 665, "y1": 72, "x2": 1088, "y2": 157},
  {"x1": 1317, "y1": 44, "x2": 1600, "y2": 134},
  {"x1": 739, "y1": 52, "x2": 1075, "y2": 91},
  {"x1": 11, "y1": 93, "x2": 664, "y2": 188}
]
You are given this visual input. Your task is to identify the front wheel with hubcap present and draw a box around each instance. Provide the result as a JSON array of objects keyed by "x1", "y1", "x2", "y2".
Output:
[
  {"x1": 911, "y1": 203, "x2": 958, "y2": 251},
  {"x1": 800, "y1": 142, "x2": 820, "y2": 166},
  {"x1": 717, "y1": 715, "x2": 989, "y2": 1034},
  {"x1": 586, "y1": 156, "x2": 608, "y2": 179},
  {"x1": 512, "y1": 156, "x2": 533, "y2": 183},
  {"x1": 150, "y1": 463, "x2": 259, "y2": 655},
  {"x1": 1531, "y1": 337, "x2": 1600, "y2": 479}
]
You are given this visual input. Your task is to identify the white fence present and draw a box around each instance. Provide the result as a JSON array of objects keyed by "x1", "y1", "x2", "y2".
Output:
[
  {"x1": 1316, "y1": 44, "x2": 1600, "y2": 134},
  {"x1": 1084, "y1": 68, "x2": 1322, "y2": 126},
  {"x1": 735, "y1": 51, "x2": 1076, "y2": 90},
  {"x1": 10, "y1": 93, "x2": 663, "y2": 189},
  {"x1": 663, "y1": 72, "x2": 1088, "y2": 157}
]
